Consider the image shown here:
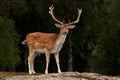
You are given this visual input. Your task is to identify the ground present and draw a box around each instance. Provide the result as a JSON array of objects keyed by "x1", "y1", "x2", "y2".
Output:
[{"x1": 0, "y1": 72, "x2": 120, "y2": 80}]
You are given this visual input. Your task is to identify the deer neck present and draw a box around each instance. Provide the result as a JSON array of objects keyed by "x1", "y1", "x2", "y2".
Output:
[
  {"x1": 56, "y1": 33, "x2": 67, "y2": 45},
  {"x1": 53, "y1": 32, "x2": 67, "y2": 52},
  {"x1": 51, "y1": 33, "x2": 67, "y2": 53},
  {"x1": 51, "y1": 30, "x2": 68, "y2": 53}
]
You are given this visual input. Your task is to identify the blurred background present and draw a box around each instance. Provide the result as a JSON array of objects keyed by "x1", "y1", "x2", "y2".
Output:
[{"x1": 0, "y1": 0, "x2": 120, "y2": 76}]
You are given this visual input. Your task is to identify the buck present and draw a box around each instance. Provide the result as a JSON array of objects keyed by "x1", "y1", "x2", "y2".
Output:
[{"x1": 22, "y1": 5, "x2": 82, "y2": 74}]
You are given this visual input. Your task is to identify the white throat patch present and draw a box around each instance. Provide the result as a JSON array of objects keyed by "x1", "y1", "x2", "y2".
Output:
[{"x1": 51, "y1": 34, "x2": 67, "y2": 53}]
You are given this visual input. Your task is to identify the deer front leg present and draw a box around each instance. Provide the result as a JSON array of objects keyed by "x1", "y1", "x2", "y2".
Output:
[
  {"x1": 55, "y1": 53, "x2": 61, "y2": 73},
  {"x1": 45, "y1": 50, "x2": 50, "y2": 74}
]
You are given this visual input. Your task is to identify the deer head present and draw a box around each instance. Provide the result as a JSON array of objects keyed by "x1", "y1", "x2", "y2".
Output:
[{"x1": 49, "y1": 5, "x2": 82, "y2": 35}]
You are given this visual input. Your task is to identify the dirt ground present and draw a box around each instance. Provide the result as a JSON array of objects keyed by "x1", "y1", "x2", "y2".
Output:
[{"x1": 0, "y1": 72, "x2": 120, "y2": 80}]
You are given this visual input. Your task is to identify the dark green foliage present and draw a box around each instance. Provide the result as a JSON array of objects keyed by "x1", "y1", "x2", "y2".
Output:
[
  {"x1": 87, "y1": 0, "x2": 120, "y2": 75},
  {"x1": 0, "y1": 16, "x2": 20, "y2": 71}
]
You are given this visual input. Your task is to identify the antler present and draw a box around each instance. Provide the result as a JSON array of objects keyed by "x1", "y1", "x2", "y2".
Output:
[
  {"x1": 49, "y1": 5, "x2": 63, "y2": 24},
  {"x1": 68, "y1": 9, "x2": 82, "y2": 25}
]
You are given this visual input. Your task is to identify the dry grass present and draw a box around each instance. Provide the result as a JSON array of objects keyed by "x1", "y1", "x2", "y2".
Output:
[{"x1": 0, "y1": 72, "x2": 28, "y2": 78}]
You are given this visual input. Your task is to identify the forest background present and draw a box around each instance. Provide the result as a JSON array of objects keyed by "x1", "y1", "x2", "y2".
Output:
[{"x1": 0, "y1": 0, "x2": 120, "y2": 76}]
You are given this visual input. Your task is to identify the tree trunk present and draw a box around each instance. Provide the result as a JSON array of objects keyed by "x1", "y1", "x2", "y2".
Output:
[
  {"x1": 68, "y1": 31, "x2": 73, "y2": 71},
  {"x1": 63, "y1": 0, "x2": 73, "y2": 71}
]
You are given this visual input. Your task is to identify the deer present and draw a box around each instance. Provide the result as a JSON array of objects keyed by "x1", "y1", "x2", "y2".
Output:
[{"x1": 22, "y1": 5, "x2": 82, "y2": 74}]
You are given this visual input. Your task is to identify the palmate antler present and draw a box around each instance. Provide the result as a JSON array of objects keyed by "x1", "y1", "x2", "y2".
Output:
[
  {"x1": 49, "y1": 5, "x2": 82, "y2": 25},
  {"x1": 49, "y1": 5, "x2": 63, "y2": 24},
  {"x1": 68, "y1": 9, "x2": 82, "y2": 25}
]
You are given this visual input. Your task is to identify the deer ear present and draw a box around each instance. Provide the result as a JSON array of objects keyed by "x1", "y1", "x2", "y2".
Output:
[
  {"x1": 55, "y1": 23, "x2": 61, "y2": 28},
  {"x1": 69, "y1": 25, "x2": 76, "y2": 29}
]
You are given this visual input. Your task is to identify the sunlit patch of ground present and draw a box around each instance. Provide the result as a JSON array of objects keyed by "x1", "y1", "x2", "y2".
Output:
[{"x1": 0, "y1": 72, "x2": 28, "y2": 78}]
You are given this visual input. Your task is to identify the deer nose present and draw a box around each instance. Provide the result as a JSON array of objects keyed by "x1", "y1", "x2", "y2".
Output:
[
  {"x1": 64, "y1": 32, "x2": 67, "y2": 34},
  {"x1": 63, "y1": 31, "x2": 68, "y2": 35}
]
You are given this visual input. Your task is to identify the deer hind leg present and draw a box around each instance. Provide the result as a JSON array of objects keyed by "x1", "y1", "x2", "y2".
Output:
[
  {"x1": 28, "y1": 49, "x2": 36, "y2": 74},
  {"x1": 45, "y1": 50, "x2": 50, "y2": 74},
  {"x1": 54, "y1": 53, "x2": 61, "y2": 73}
]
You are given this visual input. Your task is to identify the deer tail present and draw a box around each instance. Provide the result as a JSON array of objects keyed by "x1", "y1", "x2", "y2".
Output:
[{"x1": 21, "y1": 39, "x2": 27, "y2": 45}]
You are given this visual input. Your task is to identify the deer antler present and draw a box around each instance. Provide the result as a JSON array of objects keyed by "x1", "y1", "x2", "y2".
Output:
[
  {"x1": 49, "y1": 5, "x2": 63, "y2": 24},
  {"x1": 68, "y1": 9, "x2": 82, "y2": 25}
]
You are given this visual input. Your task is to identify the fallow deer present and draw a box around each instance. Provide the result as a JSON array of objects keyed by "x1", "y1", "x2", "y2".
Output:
[{"x1": 22, "y1": 5, "x2": 82, "y2": 74}]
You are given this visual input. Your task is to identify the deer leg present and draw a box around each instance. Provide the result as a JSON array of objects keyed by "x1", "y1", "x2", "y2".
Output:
[
  {"x1": 28, "y1": 54, "x2": 32, "y2": 74},
  {"x1": 45, "y1": 50, "x2": 50, "y2": 74},
  {"x1": 28, "y1": 50, "x2": 36, "y2": 74},
  {"x1": 31, "y1": 52, "x2": 37, "y2": 74},
  {"x1": 55, "y1": 53, "x2": 61, "y2": 73}
]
